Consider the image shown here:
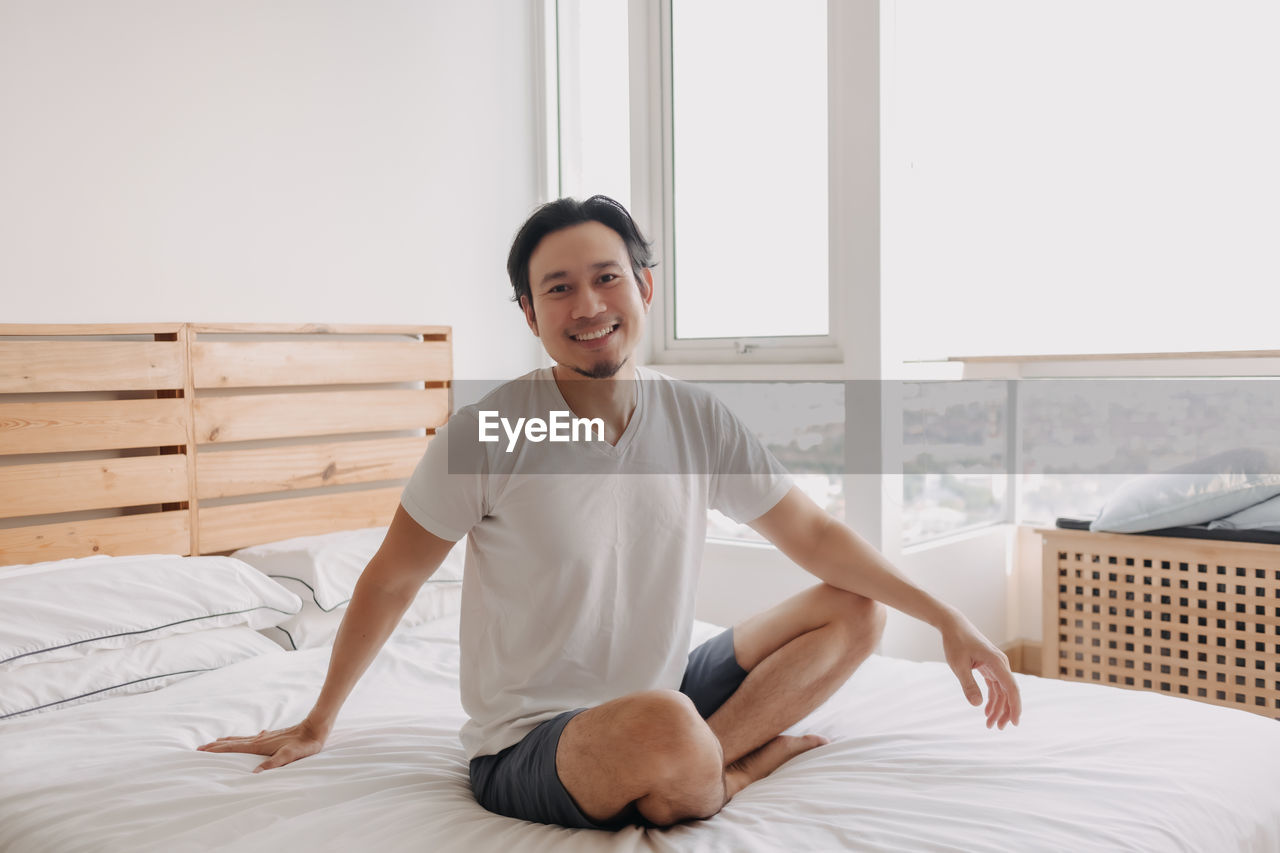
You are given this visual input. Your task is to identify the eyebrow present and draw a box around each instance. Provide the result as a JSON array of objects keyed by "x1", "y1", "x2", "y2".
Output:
[{"x1": 537, "y1": 261, "x2": 623, "y2": 289}]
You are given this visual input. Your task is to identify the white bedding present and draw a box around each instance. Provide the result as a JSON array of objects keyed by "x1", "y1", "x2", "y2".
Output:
[{"x1": 3, "y1": 614, "x2": 1279, "y2": 853}]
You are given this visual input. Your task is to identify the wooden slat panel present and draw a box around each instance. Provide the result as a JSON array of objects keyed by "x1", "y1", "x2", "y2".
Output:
[
  {"x1": 191, "y1": 341, "x2": 451, "y2": 388},
  {"x1": 197, "y1": 436, "x2": 429, "y2": 498},
  {"x1": 1041, "y1": 537, "x2": 1061, "y2": 682},
  {"x1": 198, "y1": 487, "x2": 401, "y2": 553},
  {"x1": 0, "y1": 510, "x2": 191, "y2": 564},
  {"x1": 175, "y1": 324, "x2": 201, "y2": 555},
  {"x1": 0, "y1": 341, "x2": 184, "y2": 392},
  {"x1": 0, "y1": 324, "x2": 185, "y2": 336},
  {"x1": 0, "y1": 455, "x2": 188, "y2": 518},
  {"x1": 0, "y1": 399, "x2": 187, "y2": 455},
  {"x1": 194, "y1": 389, "x2": 448, "y2": 444},
  {"x1": 1041, "y1": 528, "x2": 1280, "y2": 719},
  {"x1": 189, "y1": 323, "x2": 449, "y2": 337}
]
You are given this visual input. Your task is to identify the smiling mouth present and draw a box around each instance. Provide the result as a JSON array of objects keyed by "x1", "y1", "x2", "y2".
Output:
[{"x1": 571, "y1": 323, "x2": 619, "y2": 342}]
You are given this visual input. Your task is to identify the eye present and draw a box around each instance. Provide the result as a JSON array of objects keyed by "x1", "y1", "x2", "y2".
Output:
[
  {"x1": 599, "y1": 273, "x2": 619, "y2": 284},
  {"x1": 547, "y1": 284, "x2": 569, "y2": 294}
]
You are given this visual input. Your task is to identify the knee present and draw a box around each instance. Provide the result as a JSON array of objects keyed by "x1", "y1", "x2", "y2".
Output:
[
  {"x1": 821, "y1": 585, "x2": 886, "y2": 652},
  {"x1": 622, "y1": 691, "x2": 725, "y2": 824},
  {"x1": 624, "y1": 690, "x2": 722, "y2": 766}
]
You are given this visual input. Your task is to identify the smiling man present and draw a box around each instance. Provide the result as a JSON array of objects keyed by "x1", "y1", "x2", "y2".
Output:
[{"x1": 198, "y1": 195, "x2": 1021, "y2": 830}]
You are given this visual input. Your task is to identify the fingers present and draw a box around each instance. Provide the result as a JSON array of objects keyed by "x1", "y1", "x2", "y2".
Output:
[
  {"x1": 985, "y1": 683, "x2": 1007, "y2": 730},
  {"x1": 254, "y1": 743, "x2": 304, "y2": 774},
  {"x1": 977, "y1": 658, "x2": 1023, "y2": 730},
  {"x1": 987, "y1": 655, "x2": 1023, "y2": 728},
  {"x1": 954, "y1": 665, "x2": 983, "y2": 707},
  {"x1": 197, "y1": 740, "x2": 273, "y2": 756},
  {"x1": 1004, "y1": 666, "x2": 1023, "y2": 726},
  {"x1": 196, "y1": 730, "x2": 276, "y2": 754},
  {"x1": 196, "y1": 726, "x2": 319, "y2": 774}
]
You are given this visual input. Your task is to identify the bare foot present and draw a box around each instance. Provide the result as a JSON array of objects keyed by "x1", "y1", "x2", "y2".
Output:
[{"x1": 724, "y1": 734, "x2": 828, "y2": 800}]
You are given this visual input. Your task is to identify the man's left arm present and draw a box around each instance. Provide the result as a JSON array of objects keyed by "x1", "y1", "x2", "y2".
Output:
[{"x1": 749, "y1": 486, "x2": 1022, "y2": 730}]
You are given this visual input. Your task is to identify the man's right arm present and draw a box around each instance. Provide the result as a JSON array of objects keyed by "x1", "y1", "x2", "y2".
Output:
[{"x1": 195, "y1": 504, "x2": 458, "y2": 772}]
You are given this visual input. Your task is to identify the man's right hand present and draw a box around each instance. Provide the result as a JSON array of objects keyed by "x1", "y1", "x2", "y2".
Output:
[
  {"x1": 195, "y1": 506, "x2": 456, "y2": 775},
  {"x1": 196, "y1": 718, "x2": 329, "y2": 773}
]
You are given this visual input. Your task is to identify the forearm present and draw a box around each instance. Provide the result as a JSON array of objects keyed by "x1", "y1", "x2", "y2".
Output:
[
  {"x1": 305, "y1": 574, "x2": 415, "y2": 734},
  {"x1": 802, "y1": 516, "x2": 959, "y2": 630}
]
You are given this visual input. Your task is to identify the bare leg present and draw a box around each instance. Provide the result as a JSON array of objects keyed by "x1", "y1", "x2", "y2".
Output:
[
  {"x1": 554, "y1": 584, "x2": 884, "y2": 826},
  {"x1": 711, "y1": 584, "x2": 886, "y2": 767},
  {"x1": 723, "y1": 733, "x2": 830, "y2": 799},
  {"x1": 556, "y1": 690, "x2": 728, "y2": 826}
]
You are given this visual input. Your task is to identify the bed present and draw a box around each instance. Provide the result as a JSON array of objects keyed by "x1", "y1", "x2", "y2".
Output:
[{"x1": 3, "y1": 324, "x2": 1280, "y2": 852}]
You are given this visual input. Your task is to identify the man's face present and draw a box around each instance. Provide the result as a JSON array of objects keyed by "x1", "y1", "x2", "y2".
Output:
[{"x1": 522, "y1": 221, "x2": 653, "y2": 379}]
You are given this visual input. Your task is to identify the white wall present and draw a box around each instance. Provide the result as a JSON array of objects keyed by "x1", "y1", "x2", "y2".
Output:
[
  {"x1": 696, "y1": 527, "x2": 1015, "y2": 663},
  {"x1": 0, "y1": 0, "x2": 544, "y2": 379}
]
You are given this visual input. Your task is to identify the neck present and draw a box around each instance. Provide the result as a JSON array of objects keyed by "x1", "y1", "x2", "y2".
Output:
[{"x1": 551, "y1": 362, "x2": 639, "y2": 443}]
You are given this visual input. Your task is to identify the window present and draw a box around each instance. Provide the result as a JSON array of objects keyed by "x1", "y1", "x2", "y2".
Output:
[
  {"x1": 883, "y1": 0, "x2": 1280, "y2": 541},
  {"x1": 900, "y1": 375, "x2": 1280, "y2": 544},
  {"x1": 554, "y1": 0, "x2": 632, "y2": 208},
  {"x1": 703, "y1": 381, "x2": 844, "y2": 542},
  {"x1": 901, "y1": 381, "x2": 1008, "y2": 546},
  {"x1": 558, "y1": 3, "x2": 1280, "y2": 548},
  {"x1": 639, "y1": 0, "x2": 838, "y2": 362},
  {"x1": 882, "y1": 0, "x2": 1280, "y2": 364},
  {"x1": 1016, "y1": 378, "x2": 1280, "y2": 526},
  {"x1": 669, "y1": 0, "x2": 828, "y2": 343}
]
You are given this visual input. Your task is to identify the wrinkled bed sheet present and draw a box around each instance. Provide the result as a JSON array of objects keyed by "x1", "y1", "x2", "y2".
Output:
[{"x1": 3, "y1": 615, "x2": 1279, "y2": 853}]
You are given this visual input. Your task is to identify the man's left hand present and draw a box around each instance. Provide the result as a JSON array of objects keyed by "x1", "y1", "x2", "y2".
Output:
[{"x1": 939, "y1": 610, "x2": 1022, "y2": 729}]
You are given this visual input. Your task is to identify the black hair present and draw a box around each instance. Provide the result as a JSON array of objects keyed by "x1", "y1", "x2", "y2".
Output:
[{"x1": 506, "y1": 195, "x2": 655, "y2": 311}]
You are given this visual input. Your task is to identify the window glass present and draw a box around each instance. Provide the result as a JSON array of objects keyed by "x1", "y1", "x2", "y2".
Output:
[
  {"x1": 672, "y1": 0, "x2": 828, "y2": 340},
  {"x1": 902, "y1": 381, "x2": 1008, "y2": 544},
  {"x1": 883, "y1": 0, "x2": 1280, "y2": 361},
  {"x1": 558, "y1": 0, "x2": 631, "y2": 208},
  {"x1": 704, "y1": 381, "x2": 843, "y2": 542}
]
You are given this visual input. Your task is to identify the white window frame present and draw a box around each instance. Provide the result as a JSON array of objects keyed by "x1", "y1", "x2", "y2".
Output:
[
  {"x1": 629, "y1": 0, "x2": 846, "y2": 366},
  {"x1": 534, "y1": 0, "x2": 560, "y2": 204}
]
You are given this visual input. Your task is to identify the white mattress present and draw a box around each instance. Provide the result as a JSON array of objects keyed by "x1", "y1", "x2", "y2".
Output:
[{"x1": 3, "y1": 614, "x2": 1279, "y2": 853}]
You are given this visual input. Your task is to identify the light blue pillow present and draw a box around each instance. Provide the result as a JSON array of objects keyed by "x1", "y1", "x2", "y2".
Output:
[
  {"x1": 1090, "y1": 447, "x2": 1280, "y2": 533},
  {"x1": 1208, "y1": 493, "x2": 1280, "y2": 532}
]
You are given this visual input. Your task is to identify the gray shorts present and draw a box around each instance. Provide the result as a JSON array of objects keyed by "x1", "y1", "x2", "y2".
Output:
[{"x1": 468, "y1": 627, "x2": 748, "y2": 830}]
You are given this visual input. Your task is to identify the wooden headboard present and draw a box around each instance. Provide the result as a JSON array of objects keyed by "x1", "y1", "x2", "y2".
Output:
[{"x1": 0, "y1": 323, "x2": 451, "y2": 564}]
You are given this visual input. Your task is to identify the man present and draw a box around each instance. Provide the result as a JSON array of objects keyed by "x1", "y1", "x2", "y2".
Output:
[{"x1": 198, "y1": 196, "x2": 1021, "y2": 830}]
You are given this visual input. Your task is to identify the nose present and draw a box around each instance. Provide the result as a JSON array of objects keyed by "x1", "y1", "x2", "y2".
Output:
[{"x1": 570, "y1": 285, "x2": 608, "y2": 320}]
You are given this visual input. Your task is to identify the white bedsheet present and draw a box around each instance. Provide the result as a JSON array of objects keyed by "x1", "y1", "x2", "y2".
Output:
[{"x1": 2, "y1": 615, "x2": 1278, "y2": 853}]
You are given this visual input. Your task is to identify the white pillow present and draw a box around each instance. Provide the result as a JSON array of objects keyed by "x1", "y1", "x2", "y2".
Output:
[
  {"x1": 231, "y1": 527, "x2": 464, "y2": 611},
  {"x1": 0, "y1": 625, "x2": 281, "y2": 720},
  {"x1": 259, "y1": 582, "x2": 464, "y2": 650},
  {"x1": 1090, "y1": 447, "x2": 1280, "y2": 533},
  {"x1": 0, "y1": 554, "x2": 301, "y2": 670},
  {"x1": 1208, "y1": 493, "x2": 1280, "y2": 532},
  {"x1": 231, "y1": 527, "x2": 465, "y2": 650}
]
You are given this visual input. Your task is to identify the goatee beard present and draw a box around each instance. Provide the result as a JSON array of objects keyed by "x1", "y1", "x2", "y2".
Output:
[{"x1": 568, "y1": 355, "x2": 629, "y2": 379}]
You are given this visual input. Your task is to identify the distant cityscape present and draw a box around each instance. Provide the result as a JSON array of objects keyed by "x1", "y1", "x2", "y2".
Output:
[{"x1": 708, "y1": 380, "x2": 1280, "y2": 546}]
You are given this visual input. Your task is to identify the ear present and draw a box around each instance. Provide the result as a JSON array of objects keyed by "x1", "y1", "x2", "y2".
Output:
[
  {"x1": 640, "y1": 268, "x2": 655, "y2": 311},
  {"x1": 520, "y1": 295, "x2": 540, "y2": 337}
]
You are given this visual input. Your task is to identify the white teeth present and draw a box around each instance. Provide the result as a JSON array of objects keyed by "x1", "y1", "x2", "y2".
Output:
[{"x1": 574, "y1": 325, "x2": 616, "y2": 341}]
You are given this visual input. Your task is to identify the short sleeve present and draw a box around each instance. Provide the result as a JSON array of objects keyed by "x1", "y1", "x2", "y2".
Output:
[
  {"x1": 707, "y1": 398, "x2": 794, "y2": 524},
  {"x1": 399, "y1": 409, "x2": 487, "y2": 542}
]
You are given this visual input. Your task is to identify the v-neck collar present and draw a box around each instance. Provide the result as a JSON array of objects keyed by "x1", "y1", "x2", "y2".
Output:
[{"x1": 543, "y1": 366, "x2": 644, "y2": 458}]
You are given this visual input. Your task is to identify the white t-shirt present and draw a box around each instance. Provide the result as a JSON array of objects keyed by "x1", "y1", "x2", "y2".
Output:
[{"x1": 399, "y1": 366, "x2": 792, "y2": 760}]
